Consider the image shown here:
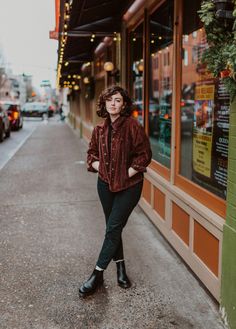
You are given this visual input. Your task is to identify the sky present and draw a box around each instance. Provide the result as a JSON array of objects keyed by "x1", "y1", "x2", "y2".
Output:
[{"x1": 0, "y1": 0, "x2": 58, "y2": 88}]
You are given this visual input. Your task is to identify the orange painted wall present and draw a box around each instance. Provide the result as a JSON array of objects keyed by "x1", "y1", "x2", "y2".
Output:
[
  {"x1": 194, "y1": 221, "x2": 219, "y2": 277},
  {"x1": 172, "y1": 203, "x2": 190, "y2": 246},
  {"x1": 143, "y1": 179, "x2": 151, "y2": 204},
  {"x1": 154, "y1": 187, "x2": 165, "y2": 219}
]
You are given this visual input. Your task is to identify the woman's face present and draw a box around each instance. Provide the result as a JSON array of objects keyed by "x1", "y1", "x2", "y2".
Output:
[{"x1": 105, "y1": 92, "x2": 124, "y2": 119}]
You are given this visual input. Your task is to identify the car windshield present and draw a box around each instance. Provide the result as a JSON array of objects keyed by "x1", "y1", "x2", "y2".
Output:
[{"x1": 23, "y1": 103, "x2": 48, "y2": 111}]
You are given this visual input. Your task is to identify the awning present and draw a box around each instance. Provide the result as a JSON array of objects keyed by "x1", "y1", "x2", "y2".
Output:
[{"x1": 58, "y1": 0, "x2": 135, "y2": 87}]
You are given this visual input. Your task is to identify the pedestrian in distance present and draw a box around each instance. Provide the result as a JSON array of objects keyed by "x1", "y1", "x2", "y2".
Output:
[
  {"x1": 79, "y1": 85, "x2": 152, "y2": 297},
  {"x1": 59, "y1": 103, "x2": 65, "y2": 121}
]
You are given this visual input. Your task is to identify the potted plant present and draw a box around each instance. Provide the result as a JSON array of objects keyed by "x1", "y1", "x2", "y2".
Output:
[{"x1": 198, "y1": 0, "x2": 236, "y2": 100}]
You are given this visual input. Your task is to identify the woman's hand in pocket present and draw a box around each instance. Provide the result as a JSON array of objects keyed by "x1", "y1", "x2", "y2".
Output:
[
  {"x1": 128, "y1": 167, "x2": 138, "y2": 178},
  {"x1": 92, "y1": 161, "x2": 99, "y2": 172}
]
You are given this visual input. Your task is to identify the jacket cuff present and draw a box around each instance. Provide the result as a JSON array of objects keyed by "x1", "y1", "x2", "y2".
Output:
[
  {"x1": 131, "y1": 163, "x2": 147, "y2": 172},
  {"x1": 87, "y1": 166, "x2": 98, "y2": 173}
]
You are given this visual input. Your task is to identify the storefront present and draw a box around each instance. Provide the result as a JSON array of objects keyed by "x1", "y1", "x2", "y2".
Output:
[
  {"x1": 56, "y1": 0, "x2": 233, "y2": 304},
  {"x1": 125, "y1": 0, "x2": 229, "y2": 302}
]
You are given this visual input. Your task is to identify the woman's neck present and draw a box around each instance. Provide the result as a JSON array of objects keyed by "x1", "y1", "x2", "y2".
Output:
[{"x1": 109, "y1": 114, "x2": 120, "y2": 123}]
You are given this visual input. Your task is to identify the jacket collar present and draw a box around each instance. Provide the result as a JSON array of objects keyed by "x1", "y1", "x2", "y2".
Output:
[{"x1": 104, "y1": 116, "x2": 127, "y2": 131}]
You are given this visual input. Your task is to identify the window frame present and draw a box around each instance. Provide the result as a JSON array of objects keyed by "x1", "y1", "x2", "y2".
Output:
[
  {"x1": 125, "y1": 0, "x2": 226, "y2": 218},
  {"x1": 174, "y1": 0, "x2": 226, "y2": 218}
]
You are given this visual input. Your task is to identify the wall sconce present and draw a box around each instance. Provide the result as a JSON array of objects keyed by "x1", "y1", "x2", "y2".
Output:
[
  {"x1": 104, "y1": 61, "x2": 119, "y2": 82},
  {"x1": 83, "y1": 76, "x2": 90, "y2": 84},
  {"x1": 137, "y1": 62, "x2": 144, "y2": 73},
  {"x1": 133, "y1": 61, "x2": 144, "y2": 79},
  {"x1": 104, "y1": 61, "x2": 114, "y2": 72}
]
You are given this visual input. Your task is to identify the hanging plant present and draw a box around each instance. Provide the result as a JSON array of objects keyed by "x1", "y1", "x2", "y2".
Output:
[{"x1": 198, "y1": 0, "x2": 236, "y2": 100}]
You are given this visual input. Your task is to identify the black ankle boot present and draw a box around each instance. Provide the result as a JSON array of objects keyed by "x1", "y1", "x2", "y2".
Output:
[
  {"x1": 116, "y1": 261, "x2": 131, "y2": 289},
  {"x1": 79, "y1": 269, "x2": 104, "y2": 296}
]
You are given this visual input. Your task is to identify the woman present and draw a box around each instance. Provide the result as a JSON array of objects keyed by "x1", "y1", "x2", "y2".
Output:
[{"x1": 79, "y1": 86, "x2": 152, "y2": 296}]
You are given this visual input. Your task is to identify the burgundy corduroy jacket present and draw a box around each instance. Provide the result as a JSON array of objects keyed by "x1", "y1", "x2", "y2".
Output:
[{"x1": 87, "y1": 116, "x2": 152, "y2": 192}]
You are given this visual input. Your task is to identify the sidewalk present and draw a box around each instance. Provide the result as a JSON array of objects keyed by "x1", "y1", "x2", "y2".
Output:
[{"x1": 0, "y1": 119, "x2": 226, "y2": 329}]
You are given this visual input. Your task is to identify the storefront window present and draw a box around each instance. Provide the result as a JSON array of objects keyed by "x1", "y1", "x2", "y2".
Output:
[
  {"x1": 149, "y1": 0, "x2": 174, "y2": 168},
  {"x1": 180, "y1": 0, "x2": 229, "y2": 199},
  {"x1": 129, "y1": 23, "x2": 144, "y2": 125}
]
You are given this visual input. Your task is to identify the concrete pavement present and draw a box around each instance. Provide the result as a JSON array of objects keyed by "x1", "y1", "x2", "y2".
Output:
[{"x1": 0, "y1": 119, "x2": 226, "y2": 329}]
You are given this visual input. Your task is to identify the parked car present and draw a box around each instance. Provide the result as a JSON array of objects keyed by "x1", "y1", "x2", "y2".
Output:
[
  {"x1": 0, "y1": 101, "x2": 23, "y2": 130},
  {"x1": 0, "y1": 105, "x2": 11, "y2": 142},
  {"x1": 22, "y1": 102, "x2": 48, "y2": 119}
]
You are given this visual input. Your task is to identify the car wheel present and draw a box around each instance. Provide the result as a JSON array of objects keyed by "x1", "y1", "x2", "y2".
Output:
[
  {"x1": 15, "y1": 120, "x2": 20, "y2": 131},
  {"x1": 42, "y1": 113, "x2": 48, "y2": 120},
  {"x1": 0, "y1": 124, "x2": 3, "y2": 142},
  {"x1": 5, "y1": 126, "x2": 11, "y2": 138}
]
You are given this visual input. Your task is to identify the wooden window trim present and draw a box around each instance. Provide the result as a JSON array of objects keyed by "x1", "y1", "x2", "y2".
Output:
[
  {"x1": 149, "y1": 160, "x2": 170, "y2": 180},
  {"x1": 175, "y1": 175, "x2": 226, "y2": 218}
]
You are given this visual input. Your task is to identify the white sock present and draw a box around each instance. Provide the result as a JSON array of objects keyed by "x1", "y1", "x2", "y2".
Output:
[
  {"x1": 95, "y1": 265, "x2": 104, "y2": 271},
  {"x1": 115, "y1": 259, "x2": 124, "y2": 263}
]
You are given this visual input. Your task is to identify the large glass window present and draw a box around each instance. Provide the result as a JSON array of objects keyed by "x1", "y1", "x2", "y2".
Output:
[
  {"x1": 180, "y1": 0, "x2": 229, "y2": 199},
  {"x1": 129, "y1": 23, "x2": 144, "y2": 125},
  {"x1": 149, "y1": 0, "x2": 174, "y2": 168}
]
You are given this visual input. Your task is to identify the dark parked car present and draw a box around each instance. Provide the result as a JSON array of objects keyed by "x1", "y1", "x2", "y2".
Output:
[
  {"x1": 0, "y1": 101, "x2": 23, "y2": 130},
  {"x1": 22, "y1": 102, "x2": 49, "y2": 119},
  {"x1": 0, "y1": 105, "x2": 11, "y2": 142}
]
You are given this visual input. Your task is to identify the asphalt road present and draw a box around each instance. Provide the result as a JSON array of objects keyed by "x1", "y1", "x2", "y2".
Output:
[
  {"x1": 0, "y1": 119, "x2": 226, "y2": 329},
  {"x1": 0, "y1": 117, "x2": 48, "y2": 170}
]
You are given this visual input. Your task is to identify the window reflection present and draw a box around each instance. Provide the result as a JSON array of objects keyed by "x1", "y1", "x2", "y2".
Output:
[
  {"x1": 149, "y1": 0, "x2": 174, "y2": 168},
  {"x1": 180, "y1": 0, "x2": 229, "y2": 199},
  {"x1": 130, "y1": 23, "x2": 144, "y2": 125}
]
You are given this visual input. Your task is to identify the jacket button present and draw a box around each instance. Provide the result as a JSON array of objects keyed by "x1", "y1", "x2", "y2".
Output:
[{"x1": 106, "y1": 162, "x2": 109, "y2": 165}]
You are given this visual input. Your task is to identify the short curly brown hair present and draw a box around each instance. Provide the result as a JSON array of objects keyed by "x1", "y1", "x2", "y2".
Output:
[{"x1": 96, "y1": 85, "x2": 133, "y2": 118}]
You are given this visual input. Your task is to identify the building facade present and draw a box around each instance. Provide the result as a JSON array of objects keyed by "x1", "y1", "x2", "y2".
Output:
[{"x1": 55, "y1": 0, "x2": 236, "y2": 326}]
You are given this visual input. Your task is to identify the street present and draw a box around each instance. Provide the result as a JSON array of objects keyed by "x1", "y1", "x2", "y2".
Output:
[
  {"x1": 0, "y1": 119, "x2": 225, "y2": 329},
  {"x1": 0, "y1": 118, "x2": 48, "y2": 170}
]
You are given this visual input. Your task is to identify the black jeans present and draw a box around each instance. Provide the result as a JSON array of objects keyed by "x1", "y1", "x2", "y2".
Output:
[{"x1": 96, "y1": 177, "x2": 143, "y2": 270}]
